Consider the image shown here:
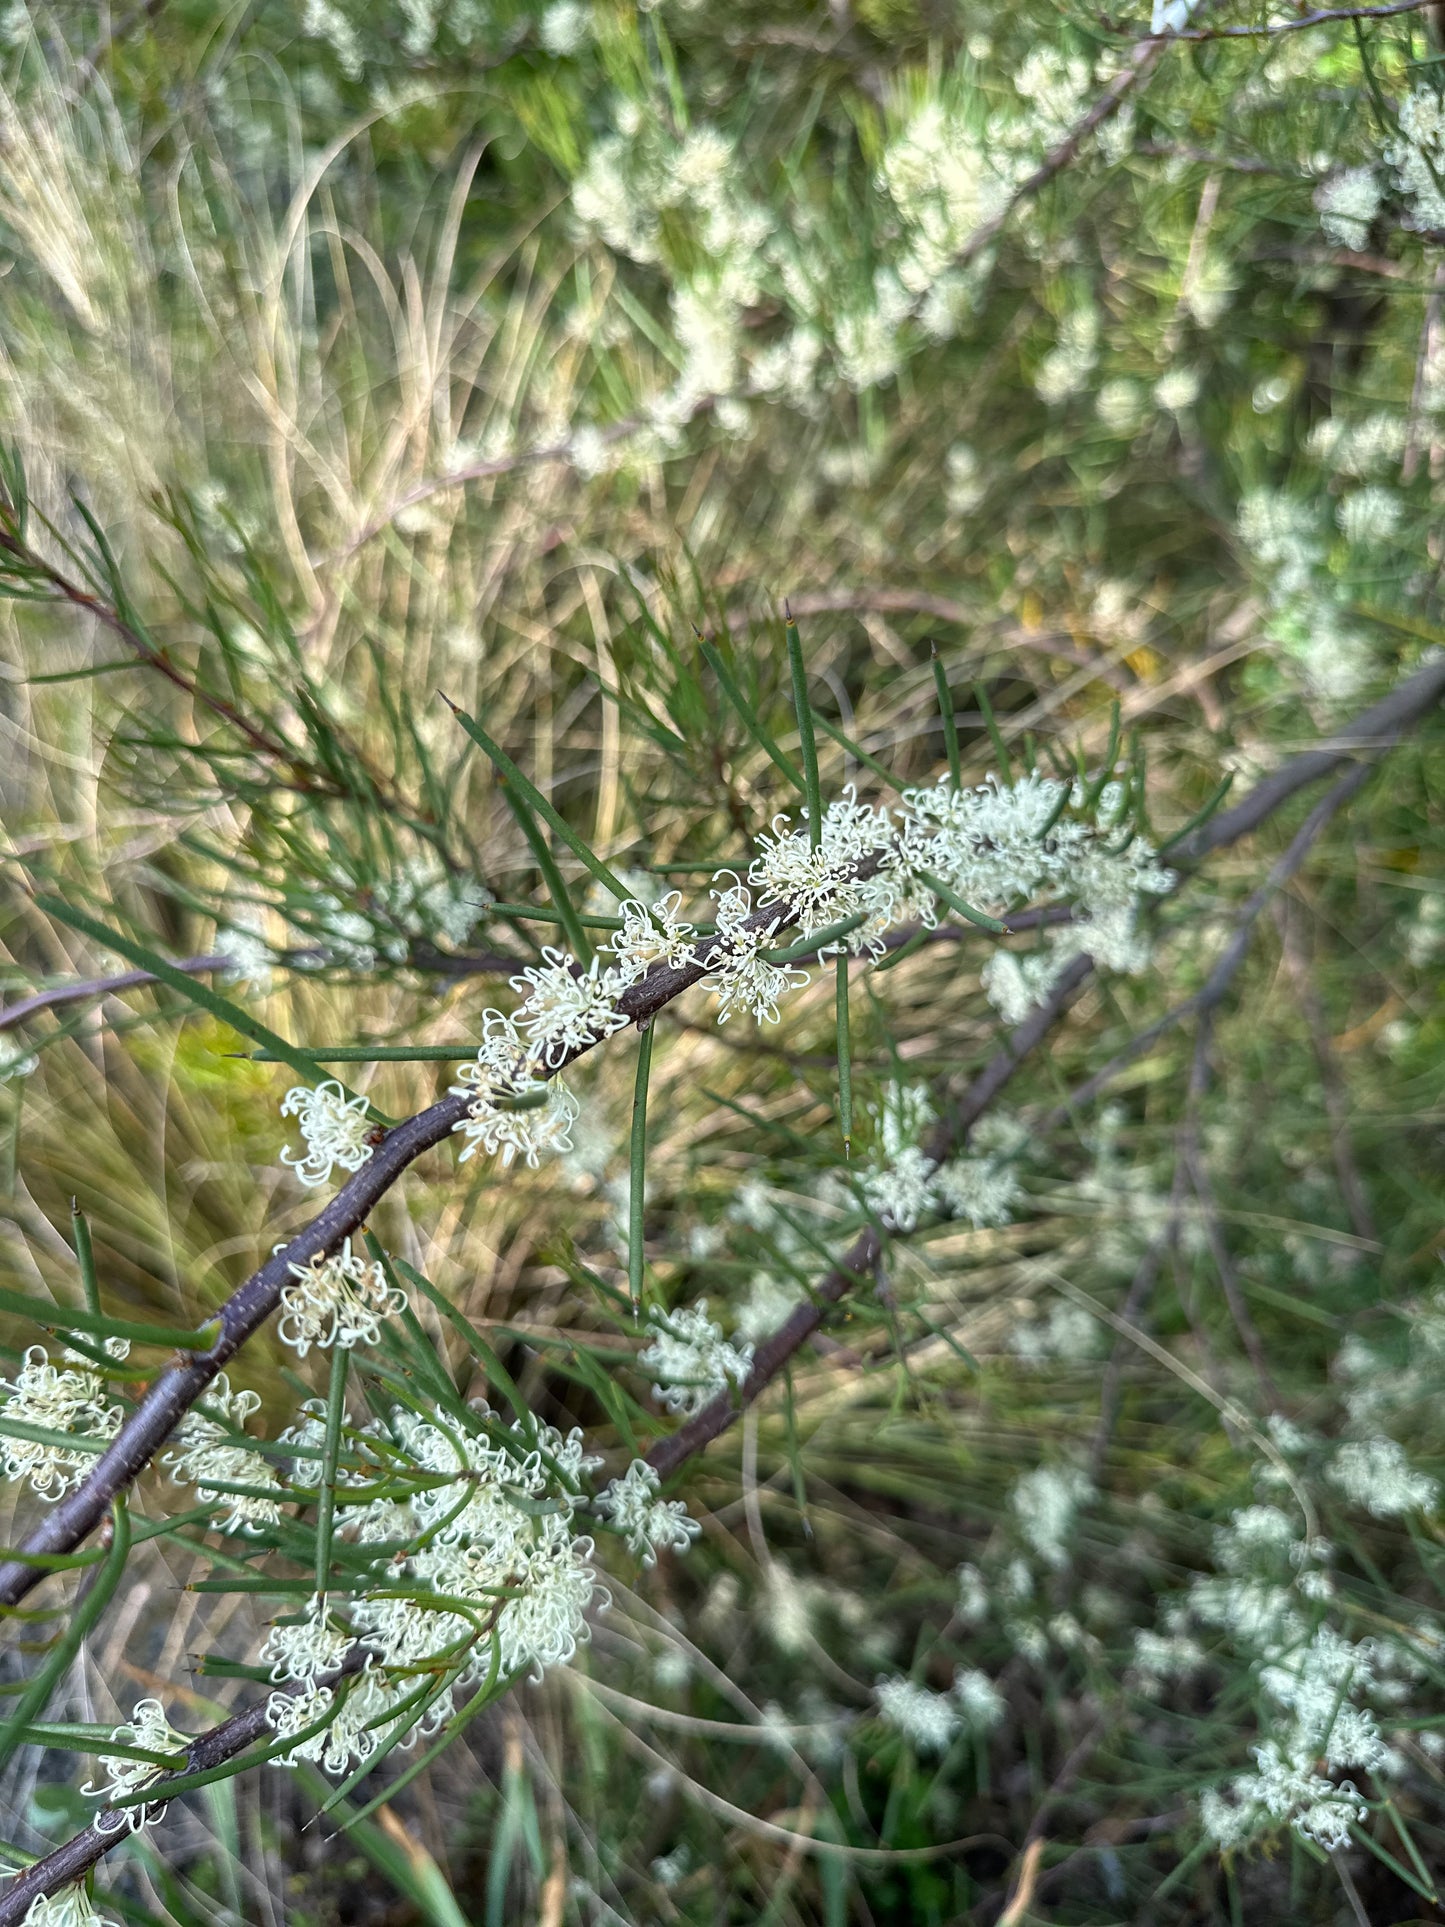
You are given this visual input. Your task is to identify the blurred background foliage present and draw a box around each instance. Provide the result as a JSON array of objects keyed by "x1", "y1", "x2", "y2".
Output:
[{"x1": 0, "y1": 0, "x2": 1444, "y2": 1921}]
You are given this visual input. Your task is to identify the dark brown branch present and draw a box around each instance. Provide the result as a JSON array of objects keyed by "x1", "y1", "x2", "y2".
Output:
[
  {"x1": 4, "y1": 658, "x2": 1439, "y2": 1602},
  {"x1": 1170, "y1": 654, "x2": 1445, "y2": 866},
  {"x1": 644, "y1": 951, "x2": 1096, "y2": 1484},
  {"x1": 0, "y1": 1651, "x2": 369, "y2": 1925},
  {"x1": 2, "y1": 660, "x2": 1442, "y2": 1916},
  {"x1": 0, "y1": 945, "x2": 523, "y2": 1038},
  {"x1": 0, "y1": 890, "x2": 837, "y2": 1608},
  {"x1": 648, "y1": 654, "x2": 1445, "y2": 1477},
  {"x1": 0, "y1": 956, "x2": 232, "y2": 1033},
  {"x1": 1270, "y1": 898, "x2": 1378, "y2": 1244},
  {"x1": 1151, "y1": 0, "x2": 1433, "y2": 39},
  {"x1": 1042, "y1": 760, "x2": 1375, "y2": 1128}
]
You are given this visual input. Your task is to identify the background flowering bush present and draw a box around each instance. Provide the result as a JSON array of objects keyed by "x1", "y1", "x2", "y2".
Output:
[{"x1": 0, "y1": 3, "x2": 1443, "y2": 1924}]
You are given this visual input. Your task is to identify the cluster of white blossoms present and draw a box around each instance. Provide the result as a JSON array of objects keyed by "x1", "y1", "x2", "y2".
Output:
[
  {"x1": 859, "y1": 1085, "x2": 1026, "y2": 1236},
  {"x1": 279, "y1": 769, "x2": 1172, "y2": 1192},
  {"x1": 1204, "y1": 1744, "x2": 1367, "y2": 1854},
  {"x1": 279, "y1": 1079, "x2": 376, "y2": 1189},
  {"x1": 1202, "y1": 1622, "x2": 1387, "y2": 1852},
  {"x1": 449, "y1": 1008, "x2": 581, "y2": 1168},
  {"x1": 81, "y1": 1699, "x2": 188, "y2": 1834},
  {"x1": 1315, "y1": 166, "x2": 1383, "y2": 251},
  {"x1": 161, "y1": 1375, "x2": 282, "y2": 1535},
  {"x1": 1326, "y1": 1436, "x2": 1439, "y2": 1518},
  {"x1": 564, "y1": 42, "x2": 1124, "y2": 442},
  {"x1": 0, "y1": 1345, "x2": 126, "y2": 1499},
  {"x1": 1387, "y1": 86, "x2": 1445, "y2": 232},
  {"x1": 277, "y1": 1238, "x2": 406, "y2": 1357},
  {"x1": 875, "y1": 1665, "x2": 1006, "y2": 1755},
  {"x1": 0, "y1": 1032, "x2": 40, "y2": 1083},
  {"x1": 1035, "y1": 306, "x2": 1099, "y2": 406},
  {"x1": 1113, "y1": 1478, "x2": 1433, "y2": 1860},
  {"x1": 1011, "y1": 1465, "x2": 1094, "y2": 1570},
  {"x1": 595, "y1": 1459, "x2": 702, "y2": 1566},
  {"x1": 639, "y1": 1300, "x2": 755, "y2": 1416},
  {"x1": 262, "y1": 1408, "x2": 614, "y2": 1774},
  {"x1": 13, "y1": 1885, "x2": 116, "y2": 1927},
  {"x1": 1305, "y1": 409, "x2": 1407, "y2": 480},
  {"x1": 371, "y1": 855, "x2": 493, "y2": 955}
]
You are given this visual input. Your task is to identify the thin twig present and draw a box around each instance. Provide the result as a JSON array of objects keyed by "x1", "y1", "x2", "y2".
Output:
[
  {"x1": 0, "y1": 957, "x2": 232, "y2": 1033},
  {"x1": 1148, "y1": 0, "x2": 1434, "y2": 39},
  {"x1": 0, "y1": 913, "x2": 1065, "y2": 1041},
  {"x1": 1178, "y1": 1012, "x2": 1278, "y2": 1402},
  {"x1": 957, "y1": 30, "x2": 1171, "y2": 265},
  {"x1": 0, "y1": 945, "x2": 525, "y2": 1038},
  {"x1": 1270, "y1": 898, "x2": 1378, "y2": 1243},
  {"x1": 0, "y1": 1650, "x2": 369, "y2": 1925},
  {"x1": 0, "y1": 516, "x2": 450, "y2": 837},
  {"x1": 989, "y1": 1718, "x2": 1106, "y2": 1927},
  {"x1": 1041, "y1": 759, "x2": 1376, "y2": 1128},
  {"x1": 344, "y1": 28, "x2": 1180, "y2": 558},
  {"x1": 1170, "y1": 654, "x2": 1445, "y2": 864}
]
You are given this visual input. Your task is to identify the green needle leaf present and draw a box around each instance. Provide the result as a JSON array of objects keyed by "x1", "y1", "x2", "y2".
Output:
[
  {"x1": 762, "y1": 911, "x2": 867, "y2": 965},
  {"x1": 695, "y1": 634, "x2": 804, "y2": 792},
  {"x1": 1158, "y1": 772, "x2": 1236, "y2": 856},
  {"x1": 836, "y1": 952, "x2": 853, "y2": 1157},
  {"x1": 931, "y1": 643, "x2": 961, "y2": 792},
  {"x1": 973, "y1": 681, "x2": 1013, "y2": 785},
  {"x1": 0, "y1": 1286, "x2": 219, "y2": 1350},
  {"x1": 69, "y1": 1200, "x2": 100, "y2": 1318},
  {"x1": 314, "y1": 1344, "x2": 350, "y2": 1598},
  {"x1": 914, "y1": 870, "x2": 1009, "y2": 934},
  {"x1": 785, "y1": 605, "x2": 823, "y2": 848},
  {"x1": 628, "y1": 1018, "x2": 655, "y2": 1310},
  {"x1": 35, "y1": 896, "x2": 376, "y2": 1115},
  {"x1": 499, "y1": 774, "x2": 593, "y2": 964},
  {"x1": 440, "y1": 696, "x2": 635, "y2": 906},
  {"x1": 0, "y1": 1496, "x2": 131, "y2": 1776}
]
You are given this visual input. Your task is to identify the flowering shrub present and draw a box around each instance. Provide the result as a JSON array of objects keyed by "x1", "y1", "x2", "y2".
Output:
[{"x1": 0, "y1": 4, "x2": 1443, "y2": 1925}]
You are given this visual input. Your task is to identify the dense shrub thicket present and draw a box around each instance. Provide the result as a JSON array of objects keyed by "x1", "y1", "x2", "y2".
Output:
[{"x1": 0, "y1": 4, "x2": 1443, "y2": 1923}]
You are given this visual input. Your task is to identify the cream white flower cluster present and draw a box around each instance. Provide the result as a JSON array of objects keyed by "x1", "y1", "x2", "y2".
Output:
[
  {"x1": 639, "y1": 1300, "x2": 754, "y2": 1416},
  {"x1": 0, "y1": 1345, "x2": 126, "y2": 1499},
  {"x1": 162, "y1": 1375, "x2": 282, "y2": 1535},
  {"x1": 1204, "y1": 1743, "x2": 1367, "y2": 1854},
  {"x1": 874, "y1": 1667, "x2": 1006, "y2": 1756},
  {"x1": 1387, "y1": 87, "x2": 1445, "y2": 232},
  {"x1": 858, "y1": 1085, "x2": 1025, "y2": 1236},
  {"x1": 742, "y1": 771, "x2": 1170, "y2": 1030},
  {"x1": 1316, "y1": 167, "x2": 1383, "y2": 251},
  {"x1": 372, "y1": 854, "x2": 493, "y2": 956},
  {"x1": 81, "y1": 1699, "x2": 188, "y2": 1834},
  {"x1": 279, "y1": 1079, "x2": 376, "y2": 1189},
  {"x1": 278, "y1": 1238, "x2": 405, "y2": 1357},
  {"x1": 15, "y1": 1885, "x2": 116, "y2": 1927},
  {"x1": 449, "y1": 1008, "x2": 582, "y2": 1169},
  {"x1": 596, "y1": 1459, "x2": 702, "y2": 1566},
  {"x1": 262, "y1": 1408, "x2": 607, "y2": 1774},
  {"x1": 1326, "y1": 1436, "x2": 1438, "y2": 1518},
  {"x1": 1139, "y1": 1491, "x2": 1423, "y2": 1858},
  {"x1": 279, "y1": 771, "x2": 1171, "y2": 1188}
]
